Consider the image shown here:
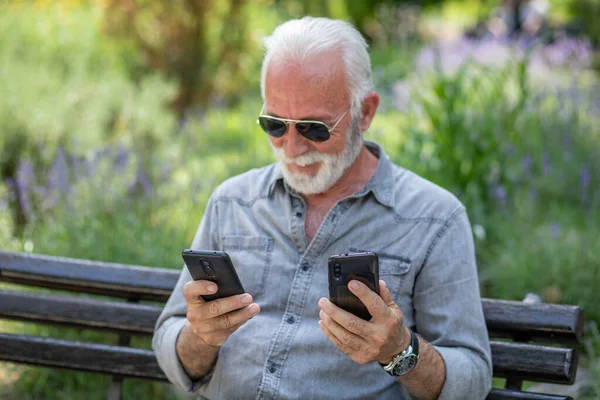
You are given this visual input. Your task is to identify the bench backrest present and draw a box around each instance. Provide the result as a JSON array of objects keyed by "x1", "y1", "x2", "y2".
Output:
[{"x1": 0, "y1": 251, "x2": 585, "y2": 400}]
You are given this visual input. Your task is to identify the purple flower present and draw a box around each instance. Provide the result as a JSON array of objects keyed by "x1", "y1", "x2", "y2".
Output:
[
  {"x1": 128, "y1": 168, "x2": 152, "y2": 199},
  {"x1": 47, "y1": 147, "x2": 70, "y2": 195},
  {"x1": 550, "y1": 222, "x2": 560, "y2": 238},
  {"x1": 114, "y1": 147, "x2": 130, "y2": 171},
  {"x1": 494, "y1": 184, "x2": 507, "y2": 204},
  {"x1": 15, "y1": 161, "x2": 34, "y2": 217},
  {"x1": 564, "y1": 134, "x2": 572, "y2": 149},
  {"x1": 542, "y1": 152, "x2": 551, "y2": 176},
  {"x1": 522, "y1": 155, "x2": 532, "y2": 175},
  {"x1": 581, "y1": 166, "x2": 591, "y2": 191}
]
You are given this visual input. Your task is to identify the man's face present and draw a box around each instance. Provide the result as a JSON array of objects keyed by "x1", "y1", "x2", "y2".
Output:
[{"x1": 263, "y1": 52, "x2": 362, "y2": 195}]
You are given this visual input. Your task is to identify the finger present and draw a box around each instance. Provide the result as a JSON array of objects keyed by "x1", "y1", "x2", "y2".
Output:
[
  {"x1": 318, "y1": 320, "x2": 353, "y2": 356},
  {"x1": 347, "y1": 279, "x2": 390, "y2": 319},
  {"x1": 183, "y1": 280, "x2": 218, "y2": 304},
  {"x1": 197, "y1": 293, "x2": 255, "y2": 319},
  {"x1": 318, "y1": 297, "x2": 372, "y2": 338},
  {"x1": 194, "y1": 303, "x2": 260, "y2": 333},
  {"x1": 319, "y1": 310, "x2": 366, "y2": 352},
  {"x1": 378, "y1": 280, "x2": 395, "y2": 306},
  {"x1": 209, "y1": 303, "x2": 260, "y2": 331}
]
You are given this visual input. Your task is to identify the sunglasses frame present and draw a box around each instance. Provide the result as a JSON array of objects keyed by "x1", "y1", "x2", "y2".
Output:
[{"x1": 256, "y1": 105, "x2": 352, "y2": 142}]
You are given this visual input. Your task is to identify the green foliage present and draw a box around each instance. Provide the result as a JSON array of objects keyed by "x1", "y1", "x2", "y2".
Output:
[
  {"x1": 478, "y1": 200, "x2": 600, "y2": 320},
  {"x1": 569, "y1": 0, "x2": 600, "y2": 47},
  {"x1": 0, "y1": 208, "x2": 20, "y2": 253},
  {"x1": 0, "y1": 2, "x2": 177, "y2": 233},
  {"x1": 583, "y1": 322, "x2": 600, "y2": 398},
  {"x1": 392, "y1": 60, "x2": 528, "y2": 221}
]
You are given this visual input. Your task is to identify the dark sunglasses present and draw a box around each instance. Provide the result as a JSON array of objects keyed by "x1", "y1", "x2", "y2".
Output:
[{"x1": 256, "y1": 105, "x2": 351, "y2": 142}]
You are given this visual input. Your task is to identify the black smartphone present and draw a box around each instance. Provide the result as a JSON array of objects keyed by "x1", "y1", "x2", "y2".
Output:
[
  {"x1": 328, "y1": 251, "x2": 379, "y2": 320},
  {"x1": 181, "y1": 249, "x2": 245, "y2": 301}
]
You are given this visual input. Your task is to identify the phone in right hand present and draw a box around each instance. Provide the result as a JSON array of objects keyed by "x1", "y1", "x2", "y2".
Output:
[
  {"x1": 328, "y1": 251, "x2": 379, "y2": 321},
  {"x1": 181, "y1": 249, "x2": 245, "y2": 301}
]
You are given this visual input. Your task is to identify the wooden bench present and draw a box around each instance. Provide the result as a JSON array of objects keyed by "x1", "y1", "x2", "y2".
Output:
[{"x1": 0, "y1": 251, "x2": 585, "y2": 400}]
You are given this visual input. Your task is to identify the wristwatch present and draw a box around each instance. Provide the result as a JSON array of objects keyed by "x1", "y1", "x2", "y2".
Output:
[{"x1": 381, "y1": 329, "x2": 419, "y2": 377}]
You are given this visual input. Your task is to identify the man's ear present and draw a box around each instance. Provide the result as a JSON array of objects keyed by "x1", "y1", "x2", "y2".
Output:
[{"x1": 359, "y1": 92, "x2": 380, "y2": 132}]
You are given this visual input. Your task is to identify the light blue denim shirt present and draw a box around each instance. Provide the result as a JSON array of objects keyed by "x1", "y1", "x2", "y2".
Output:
[{"x1": 152, "y1": 141, "x2": 492, "y2": 400}]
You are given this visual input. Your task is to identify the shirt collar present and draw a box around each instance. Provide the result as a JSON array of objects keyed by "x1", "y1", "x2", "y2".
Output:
[{"x1": 267, "y1": 140, "x2": 396, "y2": 208}]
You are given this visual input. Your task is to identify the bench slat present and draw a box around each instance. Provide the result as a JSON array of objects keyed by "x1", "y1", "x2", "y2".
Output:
[
  {"x1": 0, "y1": 252, "x2": 585, "y2": 344},
  {"x1": 491, "y1": 341, "x2": 578, "y2": 384},
  {"x1": 0, "y1": 289, "x2": 579, "y2": 385},
  {"x1": 487, "y1": 388, "x2": 572, "y2": 400},
  {"x1": 0, "y1": 333, "x2": 167, "y2": 381},
  {"x1": 0, "y1": 290, "x2": 160, "y2": 335},
  {"x1": 0, "y1": 251, "x2": 179, "y2": 301},
  {"x1": 483, "y1": 299, "x2": 584, "y2": 345}
]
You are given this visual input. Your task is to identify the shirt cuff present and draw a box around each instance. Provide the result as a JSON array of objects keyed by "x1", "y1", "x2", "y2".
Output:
[
  {"x1": 434, "y1": 346, "x2": 491, "y2": 400},
  {"x1": 152, "y1": 317, "x2": 215, "y2": 393}
]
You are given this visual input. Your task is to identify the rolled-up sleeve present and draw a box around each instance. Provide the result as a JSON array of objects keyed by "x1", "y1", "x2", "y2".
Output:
[
  {"x1": 413, "y1": 207, "x2": 493, "y2": 399},
  {"x1": 152, "y1": 195, "x2": 220, "y2": 393}
]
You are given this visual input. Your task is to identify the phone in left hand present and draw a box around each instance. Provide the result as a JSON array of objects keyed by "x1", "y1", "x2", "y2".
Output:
[{"x1": 328, "y1": 251, "x2": 380, "y2": 320}]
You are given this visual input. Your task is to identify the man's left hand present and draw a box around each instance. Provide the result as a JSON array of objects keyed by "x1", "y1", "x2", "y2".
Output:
[{"x1": 318, "y1": 279, "x2": 411, "y2": 365}]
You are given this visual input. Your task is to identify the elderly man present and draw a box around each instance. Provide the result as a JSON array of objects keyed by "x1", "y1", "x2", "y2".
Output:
[{"x1": 153, "y1": 17, "x2": 492, "y2": 400}]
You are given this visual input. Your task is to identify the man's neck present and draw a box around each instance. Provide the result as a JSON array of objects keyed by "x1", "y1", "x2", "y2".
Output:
[{"x1": 303, "y1": 145, "x2": 379, "y2": 208}]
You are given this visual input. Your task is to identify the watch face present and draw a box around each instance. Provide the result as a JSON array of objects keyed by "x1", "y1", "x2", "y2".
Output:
[{"x1": 392, "y1": 355, "x2": 418, "y2": 376}]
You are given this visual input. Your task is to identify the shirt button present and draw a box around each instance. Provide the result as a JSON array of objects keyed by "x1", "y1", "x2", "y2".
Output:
[
  {"x1": 295, "y1": 212, "x2": 303, "y2": 218},
  {"x1": 269, "y1": 364, "x2": 277, "y2": 373},
  {"x1": 286, "y1": 316, "x2": 295, "y2": 324},
  {"x1": 301, "y1": 263, "x2": 309, "y2": 271}
]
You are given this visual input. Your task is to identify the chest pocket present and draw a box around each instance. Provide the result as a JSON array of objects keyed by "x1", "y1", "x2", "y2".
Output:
[
  {"x1": 378, "y1": 255, "x2": 411, "y2": 301},
  {"x1": 349, "y1": 248, "x2": 411, "y2": 301},
  {"x1": 222, "y1": 235, "x2": 274, "y2": 298}
]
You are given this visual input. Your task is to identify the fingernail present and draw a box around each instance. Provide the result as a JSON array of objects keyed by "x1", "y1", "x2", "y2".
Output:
[
  {"x1": 350, "y1": 281, "x2": 360, "y2": 290},
  {"x1": 319, "y1": 310, "x2": 326, "y2": 319},
  {"x1": 207, "y1": 283, "x2": 217, "y2": 293},
  {"x1": 249, "y1": 304, "x2": 259, "y2": 314},
  {"x1": 318, "y1": 298, "x2": 327, "y2": 307},
  {"x1": 241, "y1": 294, "x2": 252, "y2": 304}
]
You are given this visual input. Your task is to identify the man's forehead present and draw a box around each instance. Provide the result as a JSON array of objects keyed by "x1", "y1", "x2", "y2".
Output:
[
  {"x1": 264, "y1": 54, "x2": 349, "y2": 112},
  {"x1": 266, "y1": 51, "x2": 345, "y2": 86}
]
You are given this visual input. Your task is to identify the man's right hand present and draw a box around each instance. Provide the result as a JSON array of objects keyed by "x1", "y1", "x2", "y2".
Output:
[{"x1": 182, "y1": 280, "x2": 260, "y2": 347}]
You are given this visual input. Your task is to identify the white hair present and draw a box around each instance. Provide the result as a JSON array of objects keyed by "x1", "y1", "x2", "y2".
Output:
[{"x1": 260, "y1": 17, "x2": 373, "y2": 115}]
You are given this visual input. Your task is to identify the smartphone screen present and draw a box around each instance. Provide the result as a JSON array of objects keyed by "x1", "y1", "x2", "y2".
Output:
[
  {"x1": 181, "y1": 249, "x2": 245, "y2": 301},
  {"x1": 328, "y1": 252, "x2": 379, "y2": 320}
]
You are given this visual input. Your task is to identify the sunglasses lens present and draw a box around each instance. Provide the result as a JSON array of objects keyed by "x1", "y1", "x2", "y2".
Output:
[
  {"x1": 258, "y1": 117, "x2": 287, "y2": 137},
  {"x1": 296, "y1": 123, "x2": 330, "y2": 142}
]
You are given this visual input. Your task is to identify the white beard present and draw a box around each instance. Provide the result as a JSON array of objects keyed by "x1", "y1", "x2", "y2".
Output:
[{"x1": 270, "y1": 116, "x2": 363, "y2": 195}]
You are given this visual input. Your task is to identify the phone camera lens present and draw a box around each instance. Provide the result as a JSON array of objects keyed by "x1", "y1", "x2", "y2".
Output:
[
  {"x1": 201, "y1": 260, "x2": 216, "y2": 277},
  {"x1": 333, "y1": 263, "x2": 341, "y2": 279}
]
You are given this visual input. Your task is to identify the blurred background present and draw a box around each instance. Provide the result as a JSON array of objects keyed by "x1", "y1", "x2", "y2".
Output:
[{"x1": 0, "y1": 0, "x2": 598, "y2": 398}]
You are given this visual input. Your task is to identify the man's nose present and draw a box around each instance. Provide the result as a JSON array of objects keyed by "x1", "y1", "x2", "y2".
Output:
[{"x1": 283, "y1": 124, "x2": 312, "y2": 159}]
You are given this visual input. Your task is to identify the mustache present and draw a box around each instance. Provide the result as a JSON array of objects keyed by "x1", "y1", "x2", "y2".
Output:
[{"x1": 270, "y1": 146, "x2": 332, "y2": 166}]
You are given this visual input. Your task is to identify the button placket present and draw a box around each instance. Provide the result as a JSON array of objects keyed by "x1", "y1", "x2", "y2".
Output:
[{"x1": 257, "y1": 200, "x2": 353, "y2": 400}]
